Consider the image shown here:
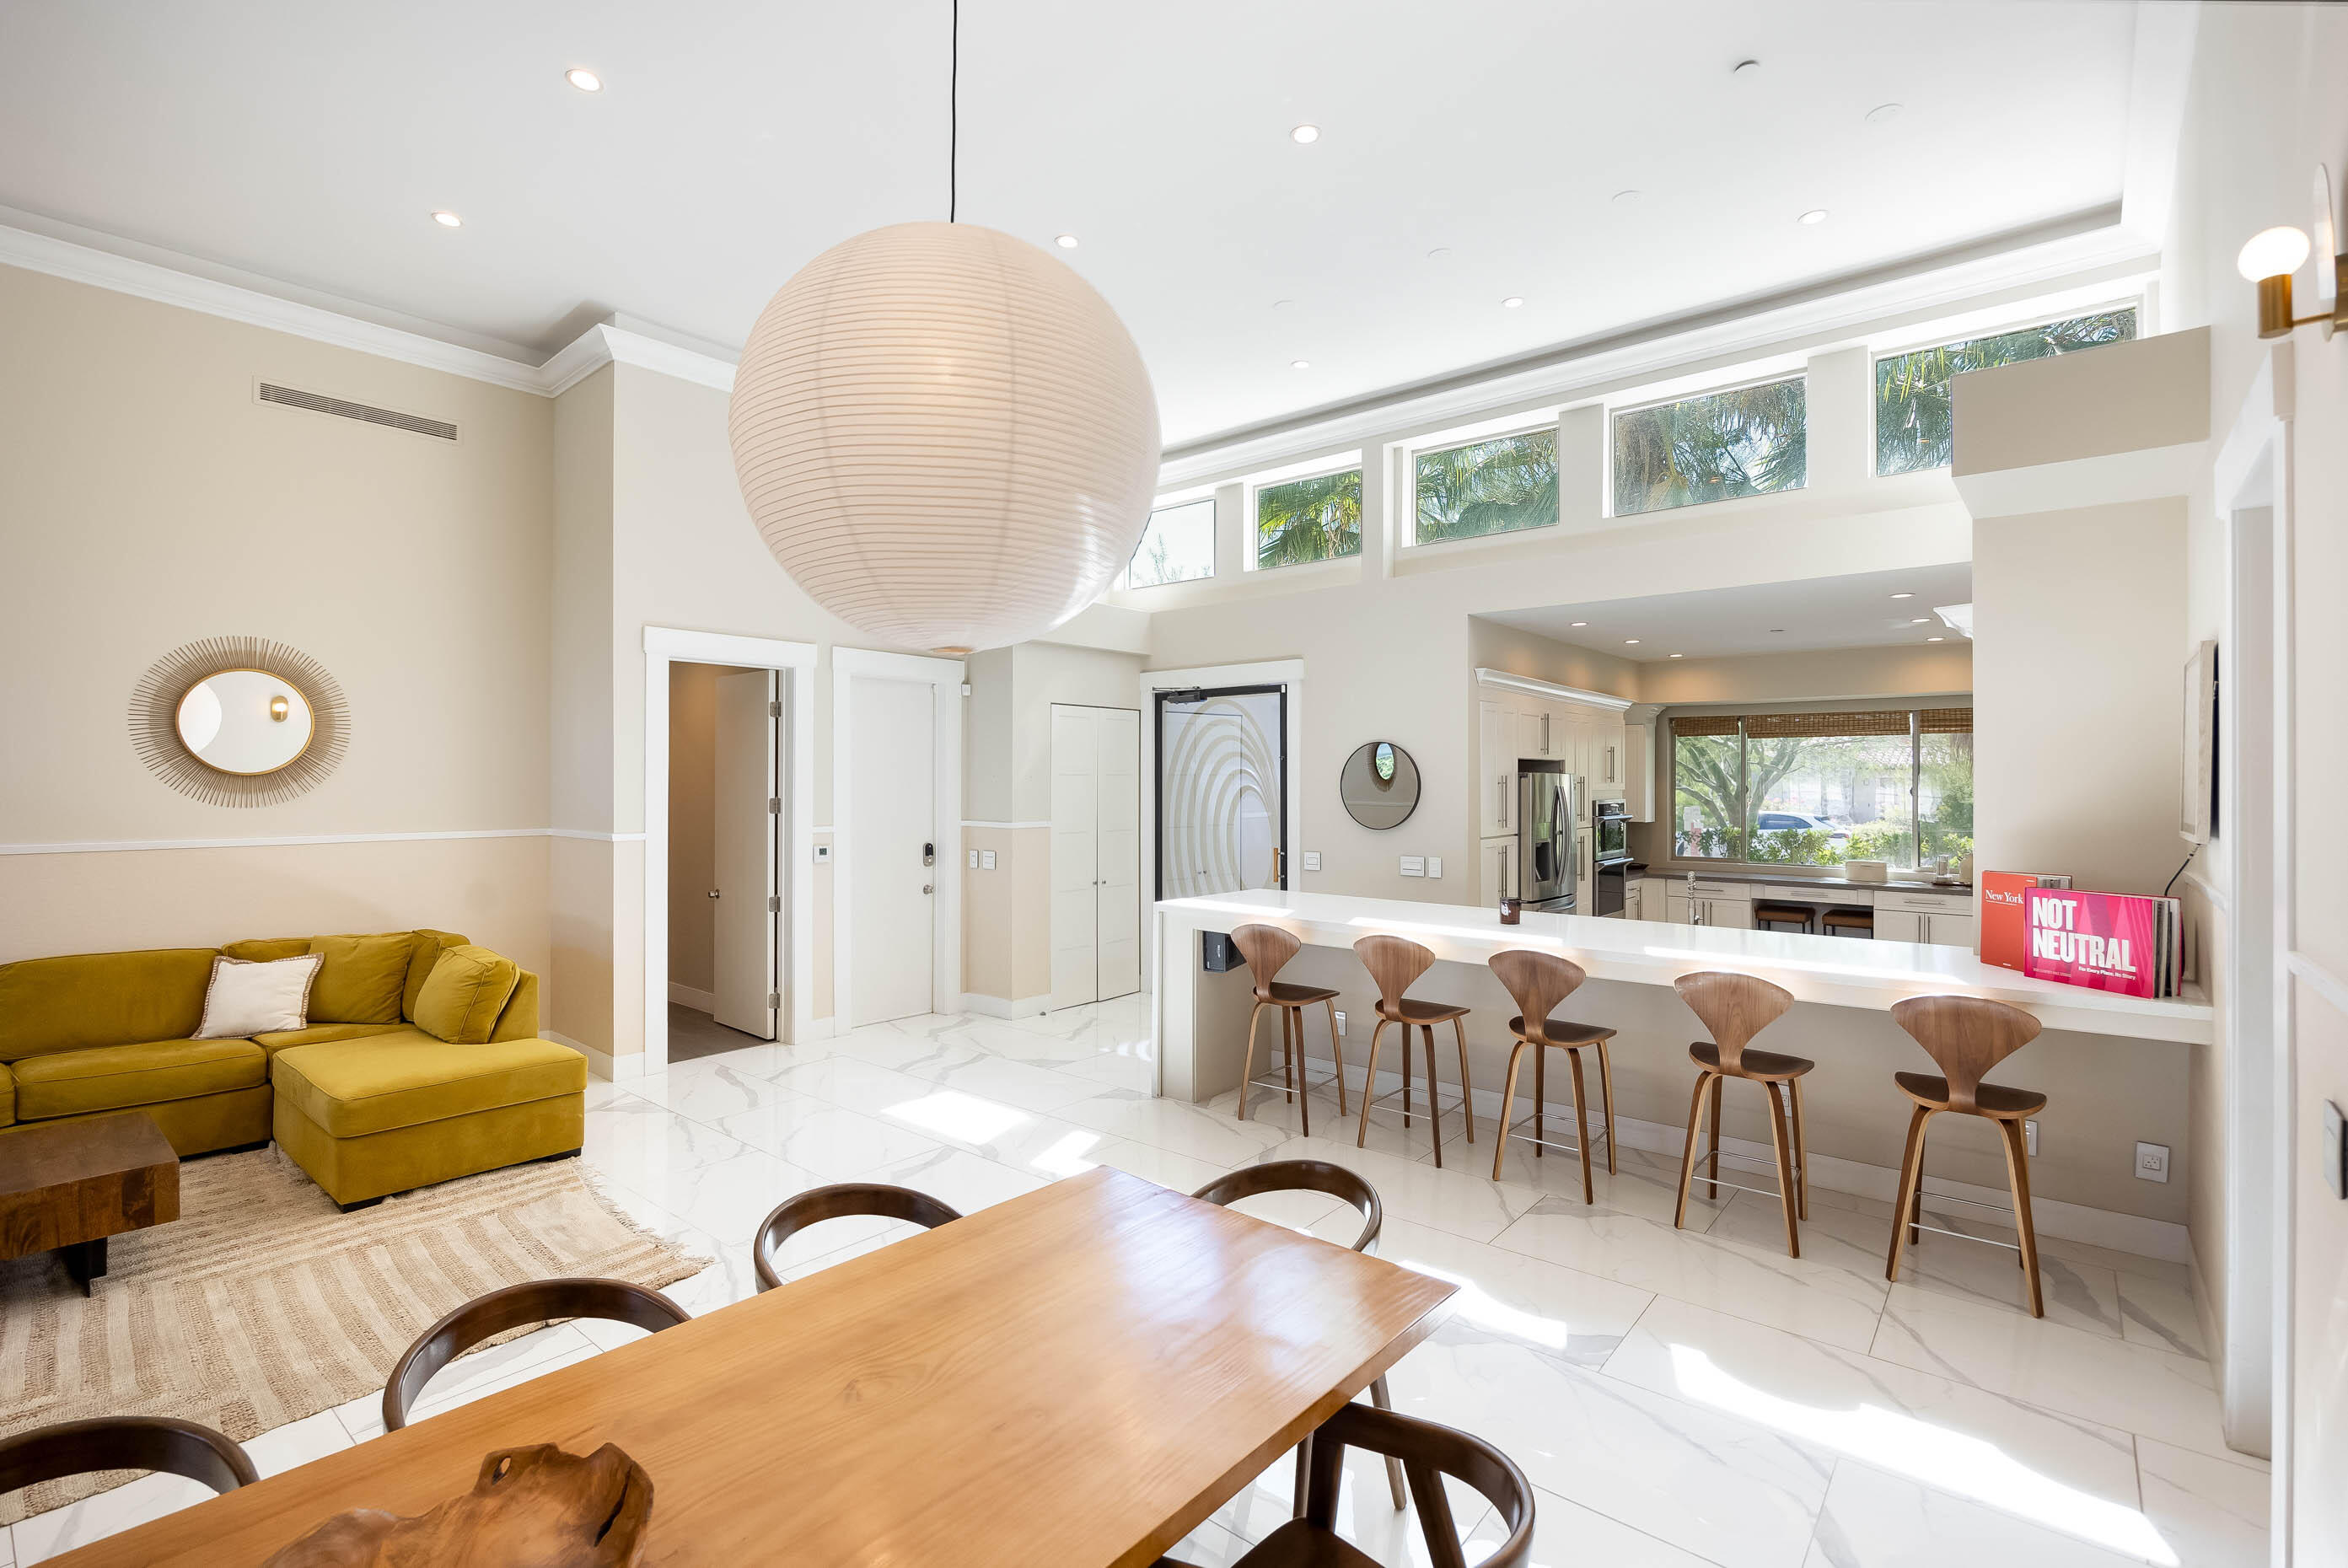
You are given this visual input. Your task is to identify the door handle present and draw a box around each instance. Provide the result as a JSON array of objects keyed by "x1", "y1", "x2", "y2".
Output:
[
  {"x1": 707, "y1": 889, "x2": 720, "y2": 899},
  {"x1": 922, "y1": 883, "x2": 934, "y2": 894},
  {"x1": 1270, "y1": 846, "x2": 1283, "y2": 883}
]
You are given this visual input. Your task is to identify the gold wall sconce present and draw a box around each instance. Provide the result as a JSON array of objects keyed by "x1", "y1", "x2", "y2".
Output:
[
  {"x1": 270, "y1": 694, "x2": 290, "y2": 722},
  {"x1": 2238, "y1": 164, "x2": 2343, "y2": 341}
]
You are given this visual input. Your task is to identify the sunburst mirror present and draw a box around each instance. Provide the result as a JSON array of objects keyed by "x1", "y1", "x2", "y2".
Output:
[{"x1": 130, "y1": 636, "x2": 348, "y2": 806}]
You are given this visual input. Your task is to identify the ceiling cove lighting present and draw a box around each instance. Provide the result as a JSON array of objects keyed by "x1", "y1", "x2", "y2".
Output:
[
  {"x1": 1291, "y1": 124, "x2": 1320, "y2": 144},
  {"x1": 565, "y1": 67, "x2": 603, "y2": 92},
  {"x1": 1798, "y1": 209, "x2": 1829, "y2": 226},
  {"x1": 727, "y1": 2, "x2": 1158, "y2": 655},
  {"x1": 2238, "y1": 169, "x2": 2343, "y2": 341},
  {"x1": 430, "y1": 211, "x2": 462, "y2": 228}
]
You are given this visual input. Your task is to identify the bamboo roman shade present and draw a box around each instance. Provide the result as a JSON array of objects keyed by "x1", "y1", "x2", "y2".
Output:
[
  {"x1": 1672, "y1": 708, "x2": 1973, "y2": 738},
  {"x1": 1670, "y1": 715, "x2": 1740, "y2": 737},
  {"x1": 1918, "y1": 708, "x2": 1974, "y2": 734}
]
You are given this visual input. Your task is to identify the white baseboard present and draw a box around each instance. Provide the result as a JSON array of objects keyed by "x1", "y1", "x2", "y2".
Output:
[
  {"x1": 666, "y1": 982, "x2": 717, "y2": 1013},
  {"x1": 1285, "y1": 1055, "x2": 2194, "y2": 1265},
  {"x1": 551, "y1": 1028, "x2": 647, "y2": 1083},
  {"x1": 961, "y1": 992, "x2": 1051, "y2": 1020}
]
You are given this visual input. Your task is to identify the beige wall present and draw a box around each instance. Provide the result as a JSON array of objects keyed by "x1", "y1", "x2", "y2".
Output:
[
  {"x1": 2162, "y1": 1, "x2": 2348, "y2": 1529},
  {"x1": 0, "y1": 262, "x2": 552, "y2": 971},
  {"x1": 1635, "y1": 642, "x2": 1973, "y2": 706}
]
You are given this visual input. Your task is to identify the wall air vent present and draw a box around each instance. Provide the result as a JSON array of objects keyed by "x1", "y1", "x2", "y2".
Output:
[{"x1": 256, "y1": 382, "x2": 459, "y2": 442}]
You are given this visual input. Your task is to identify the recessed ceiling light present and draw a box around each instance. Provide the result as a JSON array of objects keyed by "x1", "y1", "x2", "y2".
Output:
[
  {"x1": 1798, "y1": 209, "x2": 1829, "y2": 226},
  {"x1": 1291, "y1": 124, "x2": 1320, "y2": 144},
  {"x1": 1866, "y1": 102, "x2": 1902, "y2": 124},
  {"x1": 1427, "y1": 247, "x2": 1452, "y2": 260},
  {"x1": 1054, "y1": 234, "x2": 1078, "y2": 249},
  {"x1": 1770, "y1": 627, "x2": 1786, "y2": 633},
  {"x1": 1502, "y1": 297, "x2": 1524, "y2": 309},
  {"x1": 1291, "y1": 359, "x2": 1310, "y2": 371},
  {"x1": 1910, "y1": 617, "x2": 1930, "y2": 624},
  {"x1": 1927, "y1": 636, "x2": 1946, "y2": 642},
  {"x1": 1733, "y1": 58, "x2": 1761, "y2": 75},
  {"x1": 1890, "y1": 592, "x2": 1915, "y2": 599},
  {"x1": 1570, "y1": 621, "x2": 1588, "y2": 627},
  {"x1": 431, "y1": 211, "x2": 462, "y2": 228},
  {"x1": 1612, "y1": 190, "x2": 1641, "y2": 207},
  {"x1": 1624, "y1": 639, "x2": 1641, "y2": 646},
  {"x1": 565, "y1": 67, "x2": 603, "y2": 93},
  {"x1": 1668, "y1": 652, "x2": 1684, "y2": 658}
]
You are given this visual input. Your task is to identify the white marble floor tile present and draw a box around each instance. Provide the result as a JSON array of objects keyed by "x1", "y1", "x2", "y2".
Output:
[
  {"x1": 1002, "y1": 993, "x2": 1151, "y2": 1047},
  {"x1": 1870, "y1": 1286, "x2": 2230, "y2": 1462},
  {"x1": 241, "y1": 1408, "x2": 353, "y2": 1479},
  {"x1": 897, "y1": 1050, "x2": 1110, "y2": 1114},
  {"x1": 862, "y1": 1144, "x2": 1051, "y2": 1214},
  {"x1": 1486, "y1": 1139, "x2": 1736, "y2": 1231},
  {"x1": 2115, "y1": 1273, "x2": 2210, "y2": 1361},
  {"x1": 757, "y1": 1053, "x2": 943, "y2": 1114},
  {"x1": 1206, "y1": 1446, "x2": 1496, "y2": 1567},
  {"x1": 1389, "y1": 1329, "x2": 1831, "y2": 1568},
  {"x1": 1375, "y1": 1216, "x2": 1654, "y2": 1369},
  {"x1": 10, "y1": 1470, "x2": 215, "y2": 1564},
  {"x1": 1252, "y1": 1136, "x2": 1539, "y2": 1243},
  {"x1": 710, "y1": 1096, "x2": 948, "y2": 1181},
  {"x1": 630, "y1": 1056, "x2": 798, "y2": 1123},
  {"x1": 1495, "y1": 1200, "x2": 1887, "y2": 1352},
  {"x1": 1053, "y1": 1049, "x2": 1161, "y2": 1093},
  {"x1": 582, "y1": 1092, "x2": 766, "y2": 1192},
  {"x1": 1059, "y1": 1091, "x2": 1292, "y2": 1167},
  {"x1": 1802, "y1": 1460, "x2": 2147, "y2": 1567},
  {"x1": 2134, "y1": 1437, "x2": 2270, "y2": 1567},
  {"x1": 1471, "y1": 1483, "x2": 1719, "y2": 1566},
  {"x1": 1603, "y1": 1297, "x2": 2165, "y2": 1561},
  {"x1": 336, "y1": 1323, "x2": 595, "y2": 1442},
  {"x1": 1209, "y1": 1082, "x2": 1466, "y2": 1163}
]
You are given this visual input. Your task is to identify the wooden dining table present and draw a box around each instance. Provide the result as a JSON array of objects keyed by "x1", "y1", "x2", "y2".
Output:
[{"x1": 53, "y1": 1165, "x2": 1458, "y2": 1566}]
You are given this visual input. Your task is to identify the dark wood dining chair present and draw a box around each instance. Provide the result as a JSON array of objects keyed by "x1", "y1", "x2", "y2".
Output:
[
  {"x1": 1486, "y1": 949, "x2": 1619, "y2": 1200},
  {"x1": 1670, "y1": 970, "x2": 1814, "y2": 1256},
  {"x1": 1191, "y1": 1160, "x2": 1405, "y2": 1511},
  {"x1": 0, "y1": 1415, "x2": 257, "y2": 1500},
  {"x1": 382, "y1": 1278, "x2": 690, "y2": 1431},
  {"x1": 1157, "y1": 1404, "x2": 1535, "y2": 1568},
  {"x1": 1232, "y1": 923, "x2": 1347, "y2": 1136},
  {"x1": 1351, "y1": 935, "x2": 1474, "y2": 1165},
  {"x1": 1885, "y1": 994, "x2": 2050, "y2": 1316},
  {"x1": 753, "y1": 1181, "x2": 963, "y2": 1292}
]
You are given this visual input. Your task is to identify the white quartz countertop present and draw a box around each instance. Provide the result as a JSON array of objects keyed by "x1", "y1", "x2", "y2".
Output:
[{"x1": 1155, "y1": 889, "x2": 2212, "y2": 1045}]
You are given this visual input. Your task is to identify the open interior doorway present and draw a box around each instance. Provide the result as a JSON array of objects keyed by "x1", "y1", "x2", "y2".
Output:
[{"x1": 667, "y1": 660, "x2": 782, "y2": 1064}]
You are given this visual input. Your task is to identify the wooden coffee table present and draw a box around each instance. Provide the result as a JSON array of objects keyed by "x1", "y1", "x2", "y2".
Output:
[{"x1": 0, "y1": 1112, "x2": 180, "y2": 1294}]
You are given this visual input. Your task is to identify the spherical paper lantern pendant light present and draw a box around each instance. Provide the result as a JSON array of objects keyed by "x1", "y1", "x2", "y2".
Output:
[{"x1": 728, "y1": 8, "x2": 1159, "y2": 654}]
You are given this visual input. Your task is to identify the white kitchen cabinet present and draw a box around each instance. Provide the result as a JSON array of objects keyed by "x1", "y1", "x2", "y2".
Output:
[
  {"x1": 1640, "y1": 877, "x2": 1668, "y2": 921},
  {"x1": 1478, "y1": 700, "x2": 1514, "y2": 837},
  {"x1": 1623, "y1": 880, "x2": 1642, "y2": 920},
  {"x1": 1518, "y1": 707, "x2": 1550, "y2": 761},
  {"x1": 1480, "y1": 835, "x2": 1513, "y2": 906},
  {"x1": 1622, "y1": 722, "x2": 1655, "y2": 820},
  {"x1": 1878, "y1": 910, "x2": 1975, "y2": 948}
]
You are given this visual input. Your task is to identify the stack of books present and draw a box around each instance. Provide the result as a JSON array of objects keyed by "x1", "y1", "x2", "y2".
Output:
[{"x1": 1980, "y1": 869, "x2": 2183, "y2": 998}]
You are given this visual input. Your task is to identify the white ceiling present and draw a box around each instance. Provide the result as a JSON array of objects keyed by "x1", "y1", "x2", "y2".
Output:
[
  {"x1": 0, "y1": 2, "x2": 2141, "y2": 446},
  {"x1": 1487, "y1": 564, "x2": 1975, "y2": 661}
]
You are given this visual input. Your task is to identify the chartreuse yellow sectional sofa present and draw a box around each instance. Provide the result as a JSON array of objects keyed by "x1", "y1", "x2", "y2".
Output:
[{"x1": 0, "y1": 929, "x2": 585, "y2": 1209}]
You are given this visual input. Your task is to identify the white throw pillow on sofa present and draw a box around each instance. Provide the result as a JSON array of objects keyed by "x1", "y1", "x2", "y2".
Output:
[{"x1": 193, "y1": 953, "x2": 324, "y2": 1039}]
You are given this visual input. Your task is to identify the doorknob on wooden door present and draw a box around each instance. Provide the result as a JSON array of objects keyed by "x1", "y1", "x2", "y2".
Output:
[{"x1": 707, "y1": 889, "x2": 720, "y2": 899}]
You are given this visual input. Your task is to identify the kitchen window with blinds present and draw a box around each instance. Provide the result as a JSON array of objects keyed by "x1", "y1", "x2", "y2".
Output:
[{"x1": 1669, "y1": 706, "x2": 1972, "y2": 868}]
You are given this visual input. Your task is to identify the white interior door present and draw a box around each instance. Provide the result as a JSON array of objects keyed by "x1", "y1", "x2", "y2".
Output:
[
  {"x1": 712, "y1": 669, "x2": 778, "y2": 1037},
  {"x1": 851, "y1": 676, "x2": 936, "y2": 1023},
  {"x1": 1096, "y1": 709, "x2": 1141, "y2": 1001},
  {"x1": 1050, "y1": 707, "x2": 1101, "y2": 1011}
]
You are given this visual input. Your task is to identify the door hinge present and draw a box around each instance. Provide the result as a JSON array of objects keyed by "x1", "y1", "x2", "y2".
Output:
[
  {"x1": 767, "y1": 991, "x2": 781, "y2": 1009},
  {"x1": 768, "y1": 797, "x2": 781, "y2": 814},
  {"x1": 767, "y1": 894, "x2": 782, "y2": 912},
  {"x1": 769, "y1": 700, "x2": 782, "y2": 717}
]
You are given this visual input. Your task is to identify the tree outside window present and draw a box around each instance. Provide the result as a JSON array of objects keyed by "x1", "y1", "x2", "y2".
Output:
[
  {"x1": 1415, "y1": 428, "x2": 1558, "y2": 544},
  {"x1": 1613, "y1": 376, "x2": 1806, "y2": 517},
  {"x1": 1671, "y1": 709, "x2": 1973, "y2": 870},
  {"x1": 1255, "y1": 469, "x2": 1362, "y2": 568},
  {"x1": 1874, "y1": 308, "x2": 2136, "y2": 477}
]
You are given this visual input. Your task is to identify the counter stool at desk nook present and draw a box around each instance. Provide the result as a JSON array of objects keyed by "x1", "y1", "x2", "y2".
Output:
[
  {"x1": 1671, "y1": 970, "x2": 1815, "y2": 1256},
  {"x1": 1352, "y1": 934, "x2": 1475, "y2": 1165},
  {"x1": 1486, "y1": 949, "x2": 1620, "y2": 1200},
  {"x1": 1231, "y1": 923, "x2": 1347, "y2": 1137},
  {"x1": 1884, "y1": 994, "x2": 2050, "y2": 1317}
]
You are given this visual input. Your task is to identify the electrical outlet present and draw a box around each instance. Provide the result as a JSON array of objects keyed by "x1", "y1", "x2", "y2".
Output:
[
  {"x1": 814, "y1": 843, "x2": 830, "y2": 863},
  {"x1": 2023, "y1": 1120, "x2": 2039, "y2": 1157},
  {"x1": 1399, "y1": 856, "x2": 1426, "y2": 877},
  {"x1": 1303, "y1": 851, "x2": 1322, "y2": 873},
  {"x1": 2136, "y1": 1141, "x2": 2171, "y2": 1183},
  {"x1": 1426, "y1": 856, "x2": 1443, "y2": 878},
  {"x1": 1332, "y1": 1010, "x2": 1347, "y2": 1037},
  {"x1": 967, "y1": 848, "x2": 979, "y2": 869},
  {"x1": 981, "y1": 849, "x2": 997, "y2": 870}
]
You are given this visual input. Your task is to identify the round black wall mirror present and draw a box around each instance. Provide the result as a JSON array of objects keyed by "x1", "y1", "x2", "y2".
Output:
[{"x1": 1339, "y1": 740, "x2": 1421, "y2": 830}]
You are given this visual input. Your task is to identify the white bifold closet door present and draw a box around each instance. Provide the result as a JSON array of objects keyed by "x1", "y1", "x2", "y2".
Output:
[{"x1": 1050, "y1": 705, "x2": 1142, "y2": 1011}]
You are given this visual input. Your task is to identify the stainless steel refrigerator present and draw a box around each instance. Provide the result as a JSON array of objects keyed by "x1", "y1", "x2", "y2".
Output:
[{"x1": 1517, "y1": 761, "x2": 1580, "y2": 911}]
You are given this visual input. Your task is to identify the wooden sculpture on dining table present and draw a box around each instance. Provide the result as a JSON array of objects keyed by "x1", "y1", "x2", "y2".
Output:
[{"x1": 261, "y1": 1442, "x2": 653, "y2": 1568}]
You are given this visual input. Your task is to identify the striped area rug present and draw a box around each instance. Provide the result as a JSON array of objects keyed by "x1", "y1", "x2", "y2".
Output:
[{"x1": 0, "y1": 1146, "x2": 705, "y2": 1522}]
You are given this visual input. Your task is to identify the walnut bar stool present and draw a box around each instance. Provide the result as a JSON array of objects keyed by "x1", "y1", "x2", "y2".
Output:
[
  {"x1": 1884, "y1": 995, "x2": 2050, "y2": 1316},
  {"x1": 1353, "y1": 935, "x2": 1474, "y2": 1166},
  {"x1": 1670, "y1": 971, "x2": 1814, "y2": 1256},
  {"x1": 1753, "y1": 900, "x2": 1817, "y2": 935},
  {"x1": 1232, "y1": 924, "x2": 1347, "y2": 1136},
  {"x1": 1486, "y1": 950, "x2": 1619, "y2": 1200}
]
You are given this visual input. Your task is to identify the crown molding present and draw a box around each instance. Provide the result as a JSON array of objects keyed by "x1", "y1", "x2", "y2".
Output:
[
  {"x1": 1158, "y1": 208, "x2": 2158, "y2": 488},
  {"x1": 0, "y1": 220, "x2": 739, "y2": 399}
]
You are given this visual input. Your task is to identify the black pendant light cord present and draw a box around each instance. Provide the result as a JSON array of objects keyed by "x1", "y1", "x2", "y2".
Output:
[{"x1": 948, "y1": 0, "x2": 959, "y2": 222}]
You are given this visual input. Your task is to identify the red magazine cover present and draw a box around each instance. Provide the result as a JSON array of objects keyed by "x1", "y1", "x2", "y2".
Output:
[
  {"x1": 1980, "y1": 872, "x2": 2071, "y2": 970},
  {"x1": 2022, "y1": 888, "x2": 2172, "y2": 998}
]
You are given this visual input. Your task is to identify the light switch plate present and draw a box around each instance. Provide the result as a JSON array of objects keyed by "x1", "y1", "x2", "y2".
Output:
[
  {"x1": 2023, "y1": 1119, "x2": 2039, "y2": 1157},
  {"x1": 967, "y1": 848, "x2": 979, "y2": 869},
  {"x1": 814, "y1": 844, "x2": 831, "y2": 863},
  {"x1": 1426, "y1": 856, "x2": 1443, "y2": 878},
  {"x1": 2135, "y1": 1141, "x2": 2170, "y2": 1183},
  {"x1": 1332, "y1": 1010, "x2": 1346, "y2": 1036},
  {"x1": 1400, "y1": 856, "x2": 1426, "y2": 877},
  {"x1": 981, "y1": 850, "x2": 997, "y2": 870},
  {"x1": 1303, "y1": 851, "x2": 1322, "y2": 873}
]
